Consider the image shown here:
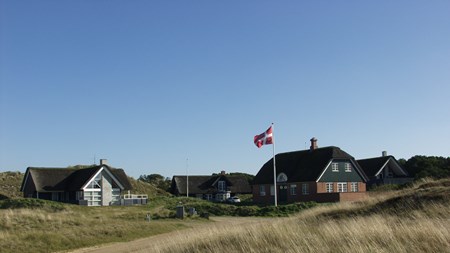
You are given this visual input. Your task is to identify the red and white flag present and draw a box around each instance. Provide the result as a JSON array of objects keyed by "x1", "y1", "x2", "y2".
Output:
[{"x1": 254, "y1": 126, "x2": 273, "y2": 148}]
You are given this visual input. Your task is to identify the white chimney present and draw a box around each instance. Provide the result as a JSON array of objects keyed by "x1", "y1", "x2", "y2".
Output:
[
  {"x1": 382, "y1": 151, "x2": 387, "y2": 157},
  {"x1": 100, "y1": 159, "x2": 108, "y2": 165}
]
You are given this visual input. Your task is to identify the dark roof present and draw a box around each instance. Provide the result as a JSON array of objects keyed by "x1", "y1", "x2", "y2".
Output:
[
  {"x1": 253, "y1": 146, "x2": 367, "y2": 184},
  {"x1": 172, "y1": 174, "x2": 252, "y2": 195},
  {"x1": 21, "y1": 165, "x2": 132, "y2": 192},
  {"x1": 357, "y1": 155, "x2": 408, "y2": 177}
]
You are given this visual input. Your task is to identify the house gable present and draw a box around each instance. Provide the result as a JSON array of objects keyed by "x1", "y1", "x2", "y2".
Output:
[
  {"x1": 357, "y1": 156, "x2": 409, "y2": 178},
  {"x1": 317, "y1": 159, "x2": 365, "y2": 182},
  {"x1": 374, "y1": 157, "x2": 408, "y2": 177},
  {"x1": 81, "y1": 166, "x2": 125, "y2": 191}
]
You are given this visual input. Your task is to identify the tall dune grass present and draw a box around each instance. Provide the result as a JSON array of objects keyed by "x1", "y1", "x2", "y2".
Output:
[{"x1": 141, "y1": 179, "x2": 450, "y2": 253}]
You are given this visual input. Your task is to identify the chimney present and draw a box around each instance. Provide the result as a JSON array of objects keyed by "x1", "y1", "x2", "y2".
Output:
[
  {"x1": 382, "y1": 151, "x2": 387, "y2": 157},
  {"x1": 100, "y1": 159, "x2": 108, "y2": 165},
  {"x1": 220, "y1": 170, "x2": 226, "y2": 175},
  {"x1": 310, "y1": 137, "x2": 318, "y2": 151}
]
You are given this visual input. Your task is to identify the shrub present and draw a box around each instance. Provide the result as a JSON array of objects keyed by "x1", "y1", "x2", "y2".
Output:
[
  {"x1": 234, "y1": 206, "x2": 259, "y2": 216},
  {"x1": 0, "y1": 198, "x2": 66, "y2": 211}
]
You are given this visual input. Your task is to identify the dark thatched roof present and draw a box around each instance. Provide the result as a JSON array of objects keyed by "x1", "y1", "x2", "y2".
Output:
[
  {"x1": 171, "y1": 174, "x2": 252, "y2": 195},
  {"x1": 20, "y1": 165, "x2": 132, "y2": 192},
  {"x1": 253, "y1": 146, "x2": 367, "y2": 184},
  {"x1": 357, "y1": 156, "x2": 408, "y2": 178}
]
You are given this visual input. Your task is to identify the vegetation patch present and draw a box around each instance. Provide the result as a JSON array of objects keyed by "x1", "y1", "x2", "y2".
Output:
[{"x1": 0, "y1": 198, "x2": 66, "y2": 211}]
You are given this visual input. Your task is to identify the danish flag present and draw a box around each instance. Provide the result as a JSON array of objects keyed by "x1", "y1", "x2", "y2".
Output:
[{"x1": 254, "y1": 126, "x2": 273, "y2": 148}]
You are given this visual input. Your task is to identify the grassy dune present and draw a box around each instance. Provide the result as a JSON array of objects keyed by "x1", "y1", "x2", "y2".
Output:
[
  {"x1": 1, "y1": 178, "x2": 449, "y2": 253},
  {"x1": 0, "y1": 171, "x2": 23, "y2": 199},
  {"x1": 0, "y1": 201, "x2": 201, "y2": 253},
  {"x1": 143, "y1": 178, "x2": 450, "y2": 253}
]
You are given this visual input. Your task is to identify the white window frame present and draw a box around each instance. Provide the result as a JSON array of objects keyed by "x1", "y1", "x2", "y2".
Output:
[
  {"x1": 302, "y1": 183, "x2": 309, "y2": 195},
  {"x1": 270, "y1": 185, "x2": 275, "y2": 196},
  {"x1": 290, "y1": 184, "x2": 297, "y2": 195},
  {"x1": 326, "y1": 182, "x2": 333, "y2": 193},
  {"x1": 337, "y1": 182, "x2": 347, "y2": 193},
  {"x1": 351, "y1": 182, "x2": 358, "y2": 192},
  {"x1": 332, "y1": 163, "x2": 339, "y2": 172},
  {"x1": 345, "y1": 163, "x2": 352, "y2": 172},
  {"x1": 259, "y1": 185, "x2": 266, "y2": 196}
]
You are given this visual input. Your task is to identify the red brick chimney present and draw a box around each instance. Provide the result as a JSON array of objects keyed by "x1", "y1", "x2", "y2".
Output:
[{"x1": 310, "y1": 137, "x2": 318, "y2": 151}]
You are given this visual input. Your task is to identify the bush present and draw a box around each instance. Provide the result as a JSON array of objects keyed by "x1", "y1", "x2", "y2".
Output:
[
  {"x1": 234, "y1": 206, "x2": 259, "y2": 216},
  {"x1": 0, "y1": 198, "x2": 66, "y2": 211}
]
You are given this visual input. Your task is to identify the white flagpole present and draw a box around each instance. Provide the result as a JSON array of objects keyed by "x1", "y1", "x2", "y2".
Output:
[{"x1": 272, "y1": 123, "x2": 277, "y2": 207}]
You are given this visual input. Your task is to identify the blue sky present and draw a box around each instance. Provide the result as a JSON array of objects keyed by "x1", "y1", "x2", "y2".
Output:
[{"x1": 1, "y1": 1, "x2": 449, "y2": 179}]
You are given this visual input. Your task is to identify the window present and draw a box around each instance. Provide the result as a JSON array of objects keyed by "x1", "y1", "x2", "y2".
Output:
[
  {"x1": 270, "y1": 185, "x2": 275, "y2": 196},
  {"x1": 84, "y1": 191, "x2": 102, "y2": 206},
  {"x1": 218, "y1": 181, "x2": 226, "y2": 192},
  {"x1": 76, "y1": 191, "x2": 83, "y2": 200},
  {"x1": 326, "y1": 183, "x2": 333, "y2": 193},
  {"x1": 259, "y1": 185, "x2": 266, "y2": 196},
  {"x1": 302, "y1": 183, "x2": 309, "y2": 195},
  {"x1": 387, "y1": 169, "x2": 393, "y2": 178},
  {"x1": 345, "y1": 163, "x2": 352, "y2": 172},
  {"x1": 351, "y1": 182, "x2": 358, "y2": 192},
  {"x1": 277, "y1": 173, "x2": 288, "y2": 182},
  {"x1": 332, "y1": 163, "x2": 339, "y2": 172},
  {"x1": 290, "y1": 184, "x2": 297, "y2": 195},
  {"x1": 111, "y1": 189, "x2": 121, "y2": 204},
  {"x1": 216, "y1": 193, "x2": 228, "y2": 202},
  {"x1": 337, "y1": 182, "x2": 347, "y2": 192},
  {"x1": 86, "y1": 174, "x2": 102, "y2": 189}
]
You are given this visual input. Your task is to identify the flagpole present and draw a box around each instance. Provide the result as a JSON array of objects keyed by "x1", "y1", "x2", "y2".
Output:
[
  {"x1": 186, "y1": 158, "x2": 189, "y2": 198},
  {"x1": 272, "y1": 123, "x2": 277, "y2": 207}
]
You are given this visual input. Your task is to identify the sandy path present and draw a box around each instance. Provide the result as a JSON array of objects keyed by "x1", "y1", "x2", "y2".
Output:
[{"x1": 66, "y1": 217, "x2": 268, "y2": 253}]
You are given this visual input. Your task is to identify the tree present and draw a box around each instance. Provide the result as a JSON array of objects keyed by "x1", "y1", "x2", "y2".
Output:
[
  {"x1": 138, "y1": 174, "x2": 171, "y2": 191},
  {"x1": 403, "y1": 155, "x2": 450, "y2": 179}
]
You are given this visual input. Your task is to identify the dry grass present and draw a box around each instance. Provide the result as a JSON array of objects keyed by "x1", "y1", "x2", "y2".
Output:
[
  {"x1": 0, "y1": 205, "x2": 197, "y2": 253},
  {"x1": 1, "y1": 178, "x2": 449, "y2": 253},
  {"x1": 139, "y1": 178, "x2": 450, "y2": 253}
]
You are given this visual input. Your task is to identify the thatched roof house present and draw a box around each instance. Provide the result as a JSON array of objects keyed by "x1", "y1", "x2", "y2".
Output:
[
  {"x1": 171, "y1": 172, "x2": 252, "y2": 201},
  {"x1": 21, "y1": 161, "x2": 132, "y2": 206}
]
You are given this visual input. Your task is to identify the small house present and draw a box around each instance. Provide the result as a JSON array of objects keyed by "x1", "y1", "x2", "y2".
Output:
[
  {"x1": 20, "y1": 160, "x2": 135, "y2": 206},
  {"x1": 171, "y1": 171, "x2": 252, "y2": 201},
  {"x1": 357, "y1": 152, "x2": 413, "y2": 188}
]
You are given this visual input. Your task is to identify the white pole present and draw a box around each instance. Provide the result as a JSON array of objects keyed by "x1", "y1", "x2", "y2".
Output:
[
  {"x1": 272, "y1": 123, "x2": 277, "y2": 207},
  {"x1": 186, "y1": 158, "x2": 189, "y2": 198}
]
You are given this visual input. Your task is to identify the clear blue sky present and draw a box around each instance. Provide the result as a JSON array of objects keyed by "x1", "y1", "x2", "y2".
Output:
[{"x1": 1, "y1": 1, "x2": 449, "y2": 179}]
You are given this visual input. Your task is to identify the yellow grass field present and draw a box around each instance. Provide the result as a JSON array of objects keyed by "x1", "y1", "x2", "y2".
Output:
[
  {"x1": 128, "y1": 179, "x2": 450, "y2": 253},
  {"x1": 1, "y1": 178, "x2": 449, "y2": 253}
]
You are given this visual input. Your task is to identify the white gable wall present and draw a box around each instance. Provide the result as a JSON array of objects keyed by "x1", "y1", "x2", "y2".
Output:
[{"x1": 81, "y1": 167, "x2": 122, "y2": 206}]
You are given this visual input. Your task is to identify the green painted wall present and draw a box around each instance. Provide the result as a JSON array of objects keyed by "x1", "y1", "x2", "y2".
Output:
[{"x1": 318, "y1": 159, "x2": 364, "y2": 182}]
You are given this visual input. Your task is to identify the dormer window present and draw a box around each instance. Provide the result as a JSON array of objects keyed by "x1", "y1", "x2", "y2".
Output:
[
  {"x1": 218, "y1": 181, "x2": 226, "y2": 192},
  {"x1": 332, "y1": 163, "x2": 339, "y2": 172},
  {"x1": 345, "y1": 163, "x2": 352, "y2": 172}
]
